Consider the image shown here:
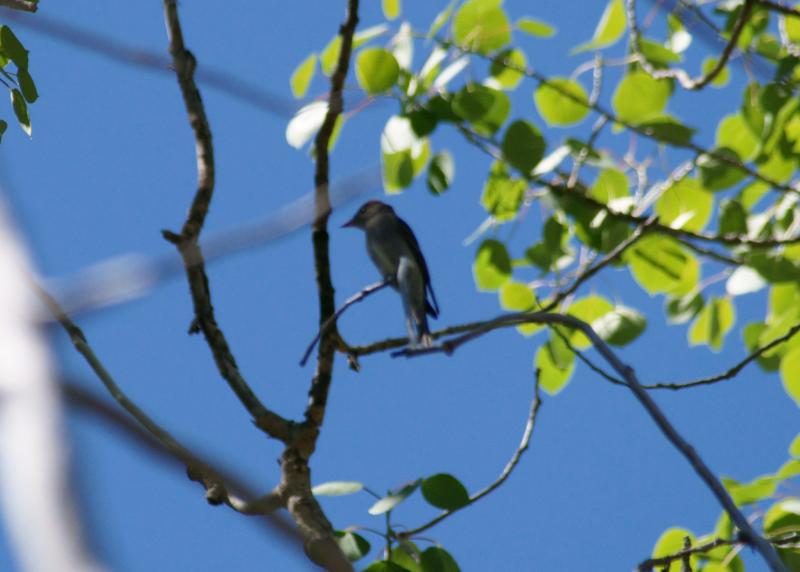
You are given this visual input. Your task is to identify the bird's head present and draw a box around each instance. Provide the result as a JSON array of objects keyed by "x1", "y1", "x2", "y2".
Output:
[{"x1": 341, "y1": 200, "x2": 393, "y2": 229}]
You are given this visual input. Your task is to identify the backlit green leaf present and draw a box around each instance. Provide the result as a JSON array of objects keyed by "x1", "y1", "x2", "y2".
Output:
[
  {"x1": 655, "y1": 178, "x2": 712, "y2": 232},
  {"x1": 567, "y1": 295, "x2": 614, "y2": 349},
  {"x1": 489, "y1": 49, "x2": 526, "y2": 90},
  {"x1": 534, "y1": 78, "x2": 589, "y2": 127},
  {"x1": 651, "y1": 528, "x2": 698, "y2": 572},
  {"x1": 516, "y1": 17, "x2": 555, "y2": 38},
  {"x1": 356, "y1": 48, "x2": 400, "y2": 94},
  {"x1": 452, "y1": 0, "x2": 511, "y2": 54},
  {"x1": 335, "y1": 531, "x2": 371, "y2": 562},
  {"x1": 473, "y1": 239, "x2": 512, "y2": 290},
  {"x1": 592, "y1": 306, "x2": 646, "y2": 346},
  {"x1": 427, "y1": 151, "x2": 454, "y2": 195},
  {"x1": 382, "y1": 0, "x2": 401, "y2": 20},
  {"x1": 781, "y1": 346, "x2": 800, "y2": 407},
  {"x1": 689, "y1": 297, "x2": 735, "y2": 351},
  {"x1": 572, "y1": 0, "x2": 625, "y2": 53},
  {"x1": 535, "y1": 335, "x2": 575, "y2": 395},
  {"x1": 612, "y1": 72, "x2": 671, "y2": 125},
  {"x1": 290, "y1": 53, "x2": 317, "y2": 98},
  {"x1": 626, "y1": 235, "x2": 698, "y2": 297}
]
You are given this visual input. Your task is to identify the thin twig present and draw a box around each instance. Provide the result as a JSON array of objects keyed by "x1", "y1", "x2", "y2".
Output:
[
  {"x1": 627, "y1": 0, "x2": 755, "y2": 89},
  {"x1": 392, "y1": 312, "x2": 786, "y2": 571},
  {"x1": 757, "y1": 0, "x2": 800, "y2": 18},
  {"x1": 637, "y1": 531, "x2": 800, "y2": 571},
  {"x1": 300, "y1": 279, "x2": 391, "y2": 366},
  {"x1": 434, "y1": 36, "x2": 800, "y2": 197},
  {"x1": 37, "y1": 284, "x2": 292, "y2": 507},
  {"x1": 645, "y1": 322, "x2": 800, "y2": 390},
  {"x1": 398, "y1": 374, "x2": 543, "y2": 538},
  {"x1": 540, "y1": 218, "x2": 655, "y2": 311}
]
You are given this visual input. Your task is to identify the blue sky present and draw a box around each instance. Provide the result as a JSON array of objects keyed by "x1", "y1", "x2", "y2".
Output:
[{"x1": 0, "y1": 0, "x2": 797, "y2": 570}]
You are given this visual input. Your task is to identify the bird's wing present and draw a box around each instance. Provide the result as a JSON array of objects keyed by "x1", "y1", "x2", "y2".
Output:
[{"x1": 397, "y1": 216, "x2": 440, "y2": 318}]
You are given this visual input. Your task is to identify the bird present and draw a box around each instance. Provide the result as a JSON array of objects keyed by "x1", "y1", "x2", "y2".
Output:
[{"x1": 342, "y1": 200, "x2": 439, "y2": 347}]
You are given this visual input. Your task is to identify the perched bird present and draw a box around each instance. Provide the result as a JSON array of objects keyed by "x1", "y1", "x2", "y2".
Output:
[{"x1": 342, "y1": 200, "x2": 439, "y2": 347}]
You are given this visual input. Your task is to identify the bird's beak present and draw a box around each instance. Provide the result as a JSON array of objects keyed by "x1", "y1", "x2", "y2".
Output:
[{"x1": 341, "y1": 217, "x2": 356, "y2": 228}]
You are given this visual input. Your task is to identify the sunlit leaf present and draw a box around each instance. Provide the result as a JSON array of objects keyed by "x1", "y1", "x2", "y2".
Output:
[
  {"x1": 781, "y1": 346, "x2": 800, "y2": 408},
  {"x1": 428, "y1": 151, "x2": 454, "y2": 195},
  {"x1": 290, "y1": 53, "x2": 317, "y2": 98},
  {"x1": 516, "y1": 17, "x2": 555, "y2": 38},
  {"x1": 654, "y1": 178, "x2": 712, "y2": 232},
  {"x1": 651, "y1": 528, "x2": 698, "y2": 572},
  {"x1": 612, "y1": 71, "x2": 671, "y2": 125},
  {"x1": 572, "y1": 0, "x2": 625, "y2": 53},
  {"x1": 534, "y1": 78, "x2": 589, "y2": 127},
  {"x1": 452, "y1": 0, "x2": 512, "y2": 54},
  {"x1": 335, "y1": 531, "x2": 371, "y2": 562},
  {"x1": 382, "y1": 0, "x2": 401, "y2": 20},
  {"x1": 689, "y1": 297, "x2": 735, "y2": 351},
  {"x1": 312, "y1": 481, "x2": 364, "y2": 496},
  {"x1": 535, "y1": 335, "x2": 575, "y2": 395},
  {"x1": 356, "y1": 48, "x2": 400, "y2": 94},
  {"x1": 473, "y1": 239, "x2": 512, "y2": 290}
]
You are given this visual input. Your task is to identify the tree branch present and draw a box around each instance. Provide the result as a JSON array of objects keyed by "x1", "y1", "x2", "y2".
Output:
[
  {"x1": 757, "y1": 0, "x2": 800, "y2": 18},
  {"x1": 398, "y1": 373, "x2": 543, "y2": 538},
  {"x1": 161, "y1": 0, "x2": 279, "y2": 431},
  {"x1": 61, "y1": 382, "x2": 297, "y2": 535},
  {"x1": 300, "y1": 278, "x2": 391, "y2": 367},
  {"x1": 303, "y1": 0, "x2": 360, "y2": 433},
  {"x1": 637, "y1": 531, "x2": 800, "y2": 571},
  {"x1": 627, "y1": 0, "x2": 754, "y2": 90},
  {"x1": 0, "y1": 0, "x2": 37, "y2": 12},
  {"x1": 392, "y1": 312, "x2": 787, "y2": 571}
]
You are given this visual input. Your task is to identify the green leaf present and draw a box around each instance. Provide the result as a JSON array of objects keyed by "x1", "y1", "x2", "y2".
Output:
[
  {"x1": 0, "y1": 120, "x2": 7, "y2": 144},
  {"x1": 501, "y1": 119, "x2": 545, "y2": 175},
  {"x1": 11, "y1": 88, "x2": 30, "y2": 136},
  {"x1": 368, "y1": 480, "x2": 421, "y2": 515},
  {"x1": 567, "y1": 295, "x2": 614, "y2": 350},
  {"x1": 335, "y1": 531, "x2": 371, "y2": 562},
  {"x1": 626, "y1": 235, "x2": 698, "y2": 297},
  {"x1": 320, "y1": 36, "x2": 342, "y2": 76},
  {"x1": 638, "y1": 39, "x2": 682, "y2": 66},
  {"x1": 312, "y1": 481, "x2": 364, "y2": 496},
  {"x1": 420, "y1": 547, "x2": 460, "y2": 572},
  {"x1": 689, "y1": 297, "x2": 735, "y2": 352},
  {"x1": 473, "y1": 239, "x2": 512, "y2": 291},
  {"x1": 763, "y1": 498, "x2": 800, "y2": 536},
  {"x1": 702, "y1": 56, "x2": 730, "y2": 88},
  {"x1": 17, "y1": 67, "x2": 37, "y2": 104},
  {"x1": 290, "y1": 54, "x2": 317, "y2": 98},
  {"x1": 382, "y1": 0, "x2": 401, "y2": 20},
  {"x1": 427, "y1": 151, "x2": 454, "y2": 195},
  {"x1": 489, "y1": 49, "x2": 526, "y2": 90},
  {"x1": 722, "y1": 475, "x2": 778, "y2": 506},
  {"x1": 572, "y1": 0, "x2": 626, "y2": 53},
  {"x1": 718, "y1": 198, "x2": 747, "y2": 235},
  {"x1": 743, "y1": 323, "x2": 781, "y2": 371},
  {"x1": 364, "y1": 562, "x2": 413, "y2": 572},
  {"x1": 791, "y1": 433, "x2": 800, "y2": 457},
  {"x1": 534, "y1": 78, "x2": 589, "y2": 127},
  {"x1": 421, "y1": 474, "x2": 470, "y2": 510},
  {"x1": 515, "y1": 17, "x2": 555, "y2": 38},
  {"x1": 611, "y1": 71, "x2": 671, "y2": 124},
  {"x1": 452, "y1": 83, "x2": 510, "y2": 135},
  {"x1": 716, "y1": 113, "x2": 759, "y2": 161},
  {"x1": 0, "y1": 26, "x2": 28, "y2": 70},
  {"x1": 383, "y1": 151, "x2": 414, "y2": 193},
  {"x1": 429, "y1": 0, "x2": 457, "y2": 38},
  {"x1": 665, "y1": 293, "x2": 703, "y2": 325},
  {"x1": 452, "y1": 0, "x2": 511, "y2": 54},
  {"x1": 499, "y1": 281, "x2": 541, "y2": 335},
  {"x1": 592, "y1": 306, "x2": 646, "y2": 346},
  {"x1": 591, "y1": 168, "x2": 628, "y2": 204},
  {"x1": 354, "y1": 24, "x2": 391, "y2": 49},
  {"x1": 781, "y1": 346, "x2": 800, "y2": 407},
  {"x1": 697, "y1": 148, "x2": 746, "y2": 191},
  {"x1": 637, "y1": 117, "x2": 695, "y2": 145},
  {"x1": 356, "y1": 48, "x2": 400, "y2": 94},
  {"x1": 535, "y1": 335, "x2": 575, "y2": 395},
  {"x1": 480, "y1": 161, "x2": 526, "y2": 221},
  {"x1": 654, "y1": 178, "x2": 712, "y2": 232},
  {"x1": 651, "y1": 528, "x2": 698, "y2": 572},
  {"x1": 390, "y1": 543, "x2": 422, "y2": 572}
]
